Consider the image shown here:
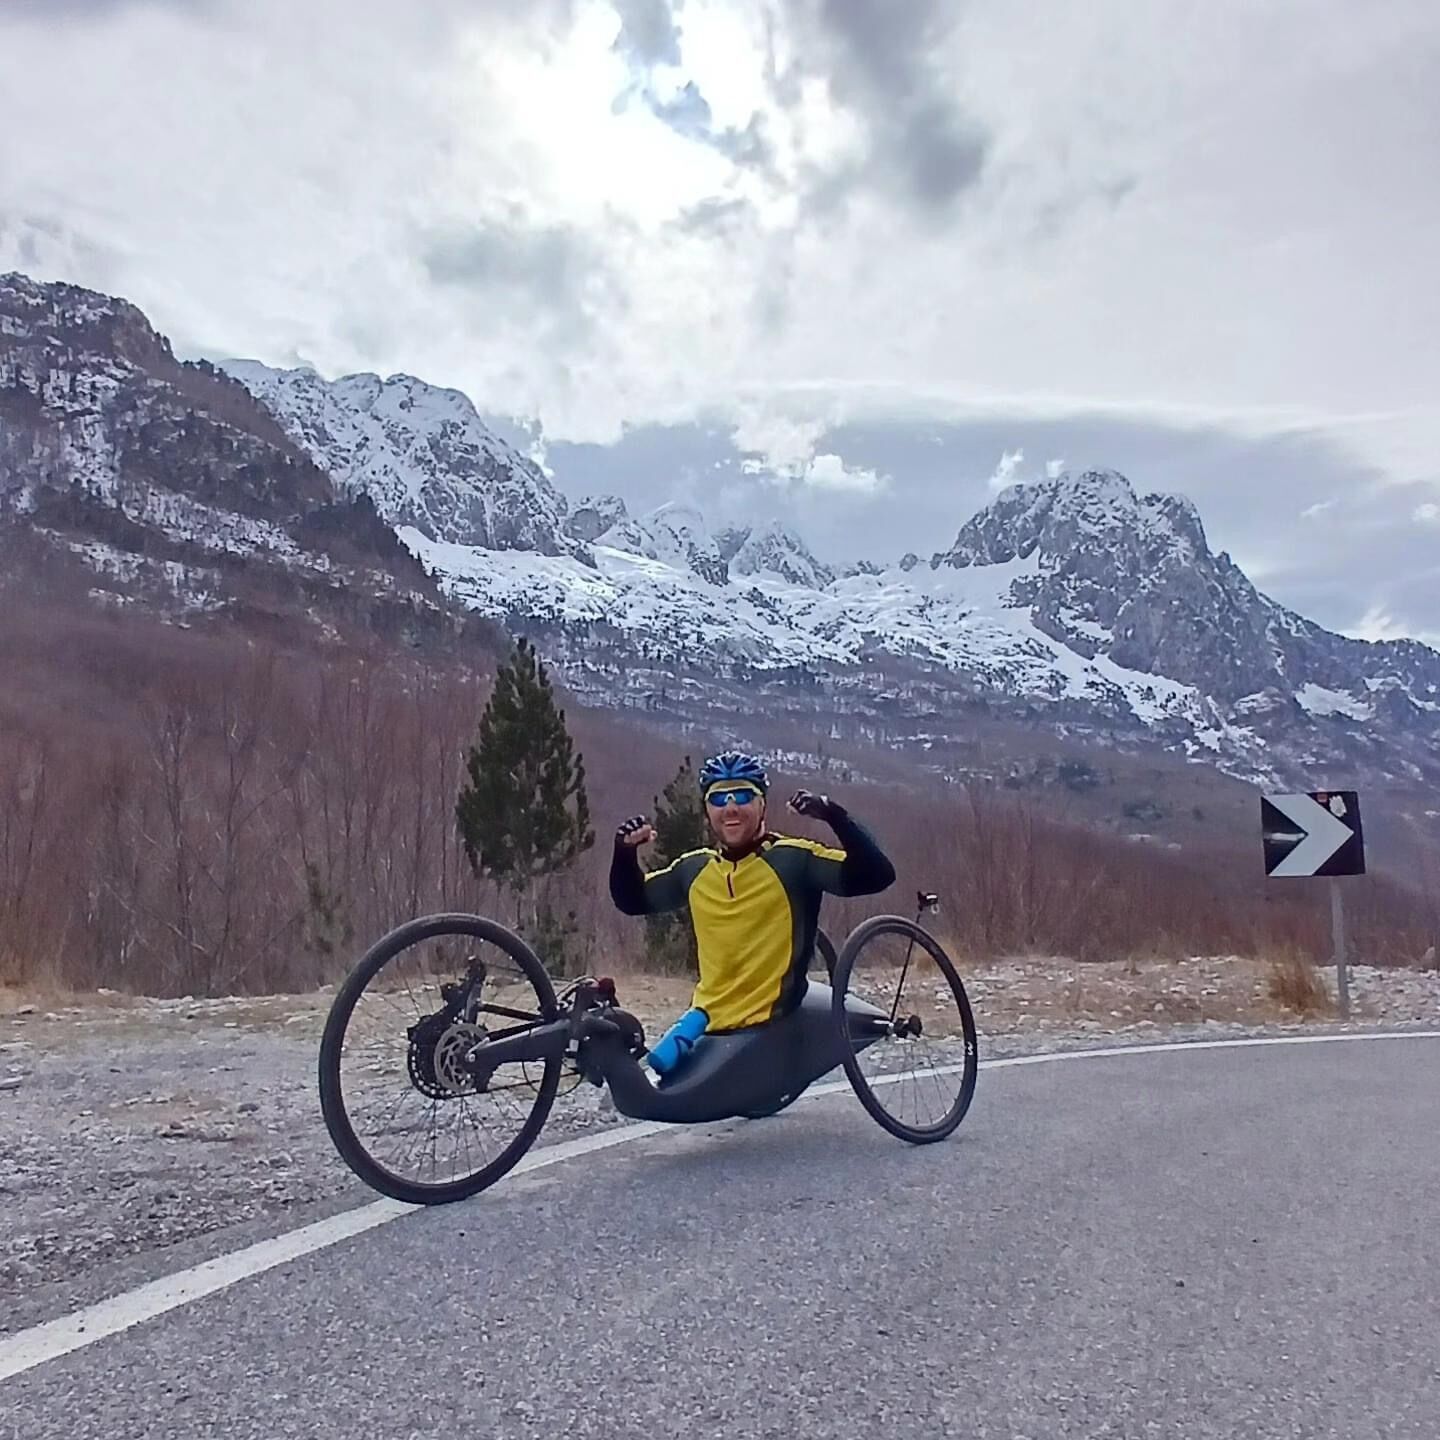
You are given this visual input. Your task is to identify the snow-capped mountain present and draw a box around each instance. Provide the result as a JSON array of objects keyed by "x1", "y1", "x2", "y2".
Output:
[
  {"x1": 0, "y1": 272, "x2": 486, "y2": 650},
  {"x1": 6, "y1": 272, "x2": 1440, "y2": 791},
  {"x1": 934, "y1": 469, "x2": 1440, "y2": 713},
  {"x1": 729, "y1": 519, "x2": 837, "y2": 589},
  {"x1": 220, "y1": 360, "x2": 587, "y2": 561},
  {"x1": 589, "y1": 500, "x2": 730, "y2": 586},
  {"x1": 377, "y1": 464, "x2": 1440, "y2": 785},
  {"x1": 559, "y1": 504, "x2": 834, "y2": 588},
  {"x1": 399, "y1": 508, "x2": 1260, "y2": 760}
]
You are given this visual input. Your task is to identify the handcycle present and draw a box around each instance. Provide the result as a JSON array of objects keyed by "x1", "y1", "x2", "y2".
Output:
[{"x1": 318, "y1": 892, "x2": 979, "y2": 1206}]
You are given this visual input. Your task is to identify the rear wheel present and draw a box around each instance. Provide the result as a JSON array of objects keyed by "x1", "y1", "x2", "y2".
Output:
[
  {"x1": 830, "y1": 916, "x2": 978, "y2": 1143},
  {"x1": 812, "y1": 926, "x2": 837, "y2": 980},
  {"x1": 318, "y1": 914, "x2": 563, "y2": 1205}
]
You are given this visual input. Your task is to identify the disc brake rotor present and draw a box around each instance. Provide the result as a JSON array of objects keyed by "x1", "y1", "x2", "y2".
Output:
[{"x1": 431, "y1": 1022, "x2": 490, "y2": 1097}]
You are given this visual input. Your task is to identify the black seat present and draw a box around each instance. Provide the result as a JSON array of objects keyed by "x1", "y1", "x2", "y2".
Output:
[{"x1": 592, "y1": 983, "x2": 885, "y2": 1125}]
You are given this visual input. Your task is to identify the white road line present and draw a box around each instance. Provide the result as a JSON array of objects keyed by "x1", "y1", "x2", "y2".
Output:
[
  {"x1": 2, "y1": 1027, "x2": 1436, "y2": 1384},
  {"x1": 799, "y1": 1024, "x2": 1440, "y2": 1097},
  {"x1": 0, "y1": 1119, "x2": 672, "y2": 1385}
]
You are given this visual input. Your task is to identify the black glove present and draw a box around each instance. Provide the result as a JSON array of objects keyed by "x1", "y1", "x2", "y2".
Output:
[
  {"x1": 615, "y1": 816, "x2": 652, "y2": 848},
  {"x1": 788, "y1": 789, "x2": 843, "y2": 825}
]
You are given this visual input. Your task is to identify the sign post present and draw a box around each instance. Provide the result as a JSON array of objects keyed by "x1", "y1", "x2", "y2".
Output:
[
  {"x1": 1261, "y1": 790, "x2": 1364, "y2": 1018},
  {"x1": 1330, "y1": 878, "x2": 1350, "y2": 1019}
]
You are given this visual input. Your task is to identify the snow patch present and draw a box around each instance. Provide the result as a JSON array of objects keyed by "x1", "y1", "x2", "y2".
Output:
[
  {"x1": 1057, "y1": 608, "x2": 1114, "y2": 644},
  {"x1": 1296, "y1": 683, "x2": 1372, "y2": 721},
  {"x1": 399, "y1": 529, "x2": 1242, "y2": 741},
  {"x1": 223, "y1": 360, "x2": 579, "y2": 556}
]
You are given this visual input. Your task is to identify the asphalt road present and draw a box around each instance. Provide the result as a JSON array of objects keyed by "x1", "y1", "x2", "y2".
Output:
[{"x1": 3, "y1": 1035, "x2": 1437, "y2": 1439}]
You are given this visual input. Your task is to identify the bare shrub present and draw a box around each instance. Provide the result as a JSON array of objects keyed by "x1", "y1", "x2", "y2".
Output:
[
  {"x1": 0, "y1": 589, "x2": 1436, "y2": 995},
  {"x1": 1265, "y1": 946, "x2": 1335, "y2": 1016}
]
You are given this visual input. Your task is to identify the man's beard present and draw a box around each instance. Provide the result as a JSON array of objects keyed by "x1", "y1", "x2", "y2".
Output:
[{"x1": 715, "y1": 816, "x2": 768, "y2": 860}]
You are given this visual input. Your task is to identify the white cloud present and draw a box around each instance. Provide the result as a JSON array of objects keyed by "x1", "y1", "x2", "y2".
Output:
[
  {"x1": 2, "y1": 0, "x2": 1439, "y2": 631},
  {"x1": 1415, "y1": 502, "x2": 1439, "y2": 523},
  {"x1": 731, "y1": 406, "x2": 828, "y2": 477},
  {"x1": 2, "y1": 0, "x2": 1435, "y2": 466},
  {"x1": 739, "y1": 447, "x2": 887, "y2": 493},
  {"x1": 988, "y1": 448, "x2": 1025, "y2": 492},
  {"x1": 1045, "y1": 457, "x2": 1065, "y2": 480},
  {"x1": 727, "y1": 397, "x2": 883, "y2": 491},
  {"x1": 1348, "y1": 604, "x2": 1413, "y2": 642},
  {"x1": 802, "y1": 452, "x2": 886, "y2": 493},
  {"x1": 1302, "y1": 498, "x2": 1337, "y2": 520}
]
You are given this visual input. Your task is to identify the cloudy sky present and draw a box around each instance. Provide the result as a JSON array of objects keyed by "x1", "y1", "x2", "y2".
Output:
[{"x1": 2, "y1": 0, "x2": 1438, "y2": 639}]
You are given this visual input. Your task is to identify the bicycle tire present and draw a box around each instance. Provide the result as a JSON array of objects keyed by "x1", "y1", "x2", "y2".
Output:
[
  {"x1": 830, "y1": 915, "x2": 978, "y2": 1144},
  {"x1": 318, "y1": 913, "x2": 562, "y2": 1206},
  {"x1": 813, "y1": 926, "x2": 837, "y2": 979}
]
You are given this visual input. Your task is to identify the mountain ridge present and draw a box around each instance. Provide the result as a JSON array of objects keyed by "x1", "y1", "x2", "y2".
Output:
[
  {"x1": 5, "y1": 272, "x2": 1439, "y2": 794},
  {"x1": 0, "y1": 271, "x2": 496, "y2": 656},
  {"x1": 212, "y1": 362, "x2": 1440, "y2": 790}
]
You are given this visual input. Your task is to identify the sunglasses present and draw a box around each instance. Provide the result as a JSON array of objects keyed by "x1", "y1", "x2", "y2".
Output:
[{"x1": 706, "y1": 787, "x2": 761, "y2": 808}]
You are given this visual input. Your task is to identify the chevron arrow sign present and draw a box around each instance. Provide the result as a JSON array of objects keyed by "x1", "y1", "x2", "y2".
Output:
[{"x1": 1261, "y1": 791, "x2": 1365, "y2": 878}]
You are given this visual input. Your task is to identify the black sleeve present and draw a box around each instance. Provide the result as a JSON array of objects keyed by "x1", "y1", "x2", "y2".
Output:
[
  {"x1": 609, "y1": 840, "x2": 692, "y2": 916},
  {"x1": 810, "y1": 806, "x2": 896, "y2": 896}
]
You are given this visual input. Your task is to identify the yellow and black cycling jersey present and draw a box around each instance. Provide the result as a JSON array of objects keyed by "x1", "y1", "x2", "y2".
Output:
[{"x1": 609, "y1": 809, "x2": 896, "y2": 1031}]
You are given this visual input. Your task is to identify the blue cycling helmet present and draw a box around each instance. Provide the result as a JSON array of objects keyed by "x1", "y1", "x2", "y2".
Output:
[{"x1": 698, "y1": 750, "x2": 768, "y2": 796}]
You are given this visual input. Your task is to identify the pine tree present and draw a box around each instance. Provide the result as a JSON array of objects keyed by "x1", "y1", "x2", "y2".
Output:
[
  {"x1": 455, "y1": 639, "x2": 594, "y2": 933},
  {"x1": 643, "y1": 755, "x2": 709, "y2": 975}
]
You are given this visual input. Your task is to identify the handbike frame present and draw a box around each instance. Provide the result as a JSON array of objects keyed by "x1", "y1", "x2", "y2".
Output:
[
  {"x1": 458, "y1": 977, "x2": 895, "y2": 1126},
  {"x1": 319, "y1": 894, "x2": 971, "y2": 1206}
]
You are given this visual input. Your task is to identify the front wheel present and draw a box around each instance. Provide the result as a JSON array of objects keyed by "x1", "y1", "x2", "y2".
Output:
[
  {"x1": 318, "y1": 913, "x2": 563, "y2": 1205},
  {"x1": 831, "y1": 916, "x2": 978, "y2": 1144}
]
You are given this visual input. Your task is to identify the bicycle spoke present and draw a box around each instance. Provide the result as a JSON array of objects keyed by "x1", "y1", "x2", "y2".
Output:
[
  {"x1": 835, "y1": 917, "x2": 977, "y2": 1141},
  {"x1": 324, "y1": 925, "x2": 560, "y2": 1197}
]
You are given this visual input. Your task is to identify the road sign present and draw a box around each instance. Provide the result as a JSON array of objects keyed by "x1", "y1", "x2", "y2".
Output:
[
  {"x1": 1260, "y1": 789, "x2": 1364, "y2": 1018},
  {"x1": 1261, "y1": 790, "x2": 1365, "y2": 878}
]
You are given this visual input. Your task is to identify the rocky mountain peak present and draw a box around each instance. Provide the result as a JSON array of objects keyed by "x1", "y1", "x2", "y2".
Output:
[
  {"x1": 933, "y1": 468, "x2": 1207, "y2": 572},
  {"x1": 715, "y1": 524, "x2": 751, "y2": 566},
  {"x1": 924, "y1": 467, "x2": 1438, "y2": 720},
  {"x1": 564, "y1": 493, "x2": 629, "y2": 545},
  {"x1": 569, "y1": 506, "x2": 831, "y2": 589},
  {"x1": 0, "y1": 272, "x2": 446, "y2": 639},
  {"x1": 922, "y1": 467, "x2": 1248, "y2": 683},
  {"x1": 729, "y1": 518, "x2": 835, "y2": 588},
  {"x1": 597, "y1": 501, "x2": 729, "y2": 586},
  {"x1": 221, "y1": 360, "x2": 586, "y2": 560},
  {"x1": 1, "y1": 271, "x2": 171, "y2": 374}
]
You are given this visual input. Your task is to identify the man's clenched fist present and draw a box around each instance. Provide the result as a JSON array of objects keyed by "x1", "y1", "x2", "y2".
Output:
[
  {"x1": 616, "y1": 815, "x2": 654, "y2": 848},
  {"x1": 787, "y1": 789, "x2": 840, "y2": 823}
]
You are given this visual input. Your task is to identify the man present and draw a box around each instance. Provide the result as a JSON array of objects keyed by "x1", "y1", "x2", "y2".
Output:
[{"x1": 609, "y1": 750, "x2": 896, "y2": 1075}]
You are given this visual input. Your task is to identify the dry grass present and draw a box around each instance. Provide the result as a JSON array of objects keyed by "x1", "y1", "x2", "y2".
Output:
[
  {"x1": 1264, "y1": 947, "x2": 1336, "y2": 1017},
  {"x1": 9, "y1": 954, "x2": 1434, "y2": 1071},
  {"x1": 4, "y1": 951, "x2": 1382, "y2": 1037},
  {"x1": 0, "y1": 980, "x2": 138, "y2": 1016},
  {"x1": 617, "y1": 947, "x2": 1327, "y2": 1036}
]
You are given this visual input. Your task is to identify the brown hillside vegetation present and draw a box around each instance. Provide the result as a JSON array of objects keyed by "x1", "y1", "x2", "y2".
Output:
[{"x1": 1, "y1": 593, "x2": 1437, "y2": 995}]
